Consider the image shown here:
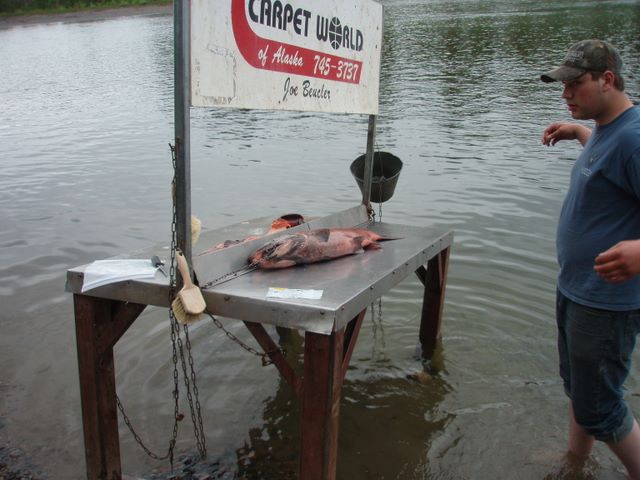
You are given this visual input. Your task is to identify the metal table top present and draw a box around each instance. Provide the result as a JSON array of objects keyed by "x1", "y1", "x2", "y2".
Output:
[{"x1": 66, "y1": 206, "x2": 453, "y2": 334}]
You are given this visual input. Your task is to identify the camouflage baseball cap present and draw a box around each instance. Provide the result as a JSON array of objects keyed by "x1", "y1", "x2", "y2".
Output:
[{"x1": 540, "y1": 39, "x2": 623, "y2": 83}]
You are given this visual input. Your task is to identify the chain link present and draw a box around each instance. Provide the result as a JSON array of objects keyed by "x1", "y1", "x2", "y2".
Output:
[
  {"x1": 373, "y1": 141, "x2": 382, "y2": 222},
  {"x1": 175, "y1": 322, "x2": 206, "y2": 457},
  {"x1": 168, "y1": 142, "x2": 206, "y2": 458},
  {"x1": 200, "y1": 265, "x2": 286, "y2": 366},
  {"x1": 168, "y1": 143, "x2": 181, "y2": 466},
  {"x1": 116, "y1": 394, "x2": 173, "y2": 461},
  {"x1": 206, "y1": 311, "x2": 285, "y2": 366},
  {"x1": 115, "y1": 142, "x2": 206, "y2": 468},
  {"x1": 200, "y1": 264, "x2": 257, "y2": 290}
]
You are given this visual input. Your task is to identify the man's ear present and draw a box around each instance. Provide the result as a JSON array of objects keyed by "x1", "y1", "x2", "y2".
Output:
[{"x1": 601, "y1": 70, "x2": 616, "y2": 92}]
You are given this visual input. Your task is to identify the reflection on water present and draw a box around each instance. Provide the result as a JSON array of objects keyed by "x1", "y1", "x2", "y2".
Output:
[
  {"x1": 232, "y1": 324, "x2": 451, "y2": 480},
  {"x1": 1, "y1": 0, "x2": 639, "y2": 479}
]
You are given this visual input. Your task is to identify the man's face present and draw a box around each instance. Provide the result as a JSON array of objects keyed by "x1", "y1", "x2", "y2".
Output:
[{"x1": 561, "y1": 72, "x2": 606, "y2": 121}]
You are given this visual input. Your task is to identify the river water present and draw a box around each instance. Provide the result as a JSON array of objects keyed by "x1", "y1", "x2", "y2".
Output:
[{"x1": 1, "y1": 1, "x2": 640, "y2": 479}]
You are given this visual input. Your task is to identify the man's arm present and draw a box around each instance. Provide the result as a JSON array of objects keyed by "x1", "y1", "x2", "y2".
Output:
[{"x1": 542, "y1": 122, "x2": 593, "y2": 147}]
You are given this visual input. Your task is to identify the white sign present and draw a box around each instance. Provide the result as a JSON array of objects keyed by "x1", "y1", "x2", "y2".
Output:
[{"x1": 191, "y1": 0, "x2": 383, "y2": 114}]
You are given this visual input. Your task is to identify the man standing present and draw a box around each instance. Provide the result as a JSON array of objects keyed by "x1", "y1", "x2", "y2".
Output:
[{"x1": 541, "y1": 39, "x2": 640, "y2": 478}]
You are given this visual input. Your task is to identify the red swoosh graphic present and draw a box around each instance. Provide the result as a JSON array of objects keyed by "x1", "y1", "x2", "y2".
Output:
[{"x1": 231, "y1": 0, "x2": 362, "y2": 84}]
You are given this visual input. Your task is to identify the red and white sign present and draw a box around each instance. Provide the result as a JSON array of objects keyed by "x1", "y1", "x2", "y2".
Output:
[{"x1": 191, "y1": 0, "x2": 383, "y2": 114}]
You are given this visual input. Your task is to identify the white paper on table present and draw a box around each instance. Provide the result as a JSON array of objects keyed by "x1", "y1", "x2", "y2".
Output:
[
  {"x1": 81, "y1": 259, "x2": 159, "y2": 293},
  {"x1": 266, "y1": 287, "x2": 323, "y2": 300}
]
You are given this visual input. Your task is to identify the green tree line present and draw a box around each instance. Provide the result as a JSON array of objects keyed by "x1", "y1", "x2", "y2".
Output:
[{"x1": 1, "y1": 0, "x2": 169, "y2": 15}]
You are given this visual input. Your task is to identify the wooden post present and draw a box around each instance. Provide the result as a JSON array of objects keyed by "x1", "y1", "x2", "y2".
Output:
[
  {"x1": 417, "y1": 246, "x2": 451, "y2": 358},
  {"x1": 74, "y1": 295, "x2": 145, "y2": 480},
  {"x1": 299, "y1": 329, "x2": 345, "y2": 480}
]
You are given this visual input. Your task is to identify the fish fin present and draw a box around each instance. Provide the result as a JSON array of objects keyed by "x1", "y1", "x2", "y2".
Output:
[
  {"x1": 351, "y1": 237, "x2": 367, "y2": 252},
  {"x1": 271, "y1": 259, "x2": 297, "y2": 269},
  {"x1": 360, "y1": 237, "x2": 383, "y2": 250},
  {"x1": 315, "y1": 228, "x2": 331, "y2": 242}
]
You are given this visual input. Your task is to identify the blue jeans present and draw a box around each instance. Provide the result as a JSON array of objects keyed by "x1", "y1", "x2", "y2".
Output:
[{"x1": 556, "y1": 290, "x2": 640, "y2": 443}]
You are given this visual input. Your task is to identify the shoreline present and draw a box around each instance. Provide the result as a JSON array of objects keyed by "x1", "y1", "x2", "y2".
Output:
[{"x1": 0, "y1": 3, "x2": 172, "y2": 29}]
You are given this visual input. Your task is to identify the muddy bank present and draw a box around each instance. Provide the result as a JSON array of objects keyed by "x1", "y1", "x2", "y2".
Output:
[
  {"x1": 0, "y1": 3, "x2": 171, "y2": 29},
  {"x1": 0, "y1": 445, "x2": 46, "y2": 480},
  {"x1": 0, "y1": 447, "x2": 233, "y2": 480}
]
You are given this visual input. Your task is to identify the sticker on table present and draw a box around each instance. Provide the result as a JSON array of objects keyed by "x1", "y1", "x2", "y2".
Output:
[{"x1": 267, "y1": 287, "x2": 323, "y2": 300}]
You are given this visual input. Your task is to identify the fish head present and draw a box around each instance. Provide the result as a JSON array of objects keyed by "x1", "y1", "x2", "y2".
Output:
[
  {"x1": 249, "y1": 233, "x2": 306, "y2": 269},
  {"x1": 249, "y1": 240, "x2": 277, "y2": 265},
  {"x1": 248, "y1": 234, "x2": 295, "y2": 264}
]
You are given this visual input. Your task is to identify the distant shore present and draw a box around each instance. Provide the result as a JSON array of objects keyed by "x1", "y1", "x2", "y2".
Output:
[{"x1": 0, "y1": 2, "x2": 171, "y2": 29}]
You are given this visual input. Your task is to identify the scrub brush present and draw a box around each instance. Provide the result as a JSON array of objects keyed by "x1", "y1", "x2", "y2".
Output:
[{"x1": 171, "y1": 250, "x2": 206, "y2": 324}]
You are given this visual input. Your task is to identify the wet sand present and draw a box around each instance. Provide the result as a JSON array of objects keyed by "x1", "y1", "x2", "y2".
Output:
[{"x1": 0, "y1": 3, "x2": 172, "y2": 30}]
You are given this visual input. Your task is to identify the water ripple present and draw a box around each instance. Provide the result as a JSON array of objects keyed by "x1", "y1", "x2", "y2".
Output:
[{"x1": 1, "y1": 2, "x2": 639, "y2": 479}]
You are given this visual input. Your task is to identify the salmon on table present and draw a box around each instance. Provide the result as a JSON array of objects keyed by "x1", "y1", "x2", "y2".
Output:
[{"x1": 249, "y1": 227, "x2": 398, "y2": 270}]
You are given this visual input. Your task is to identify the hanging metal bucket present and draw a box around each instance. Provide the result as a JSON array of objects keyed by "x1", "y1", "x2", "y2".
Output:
[{"x1": 350, "y1": 151, "x2": 403, "y2": 203}]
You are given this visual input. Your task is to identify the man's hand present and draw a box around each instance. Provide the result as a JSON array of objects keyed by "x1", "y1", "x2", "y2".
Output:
[
  {"x1": 594, "y1": 240, "x2": 640, "y2": 283},
  {"x1": 542, "y1": 122, "x2": 592, "y2": 147}
]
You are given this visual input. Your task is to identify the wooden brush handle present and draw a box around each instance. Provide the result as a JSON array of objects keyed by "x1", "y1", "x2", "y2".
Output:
[{"x1": 175, "y1": 250, "x2": 195, "y2": 288}]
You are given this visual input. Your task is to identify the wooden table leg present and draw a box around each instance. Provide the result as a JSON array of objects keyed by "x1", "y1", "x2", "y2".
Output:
[
  {"x1": 244, "y1": 321, "x2": 302, "y2": 396},
  {"x1": 416, "y1": 246, "x2": 451, "y2": 359},
  {"x1": 74, "y1": 295, "x2": 145, "y2": 480},
  {"x1": 299, "y1": 328, "x2": 345, "y2": 480}
]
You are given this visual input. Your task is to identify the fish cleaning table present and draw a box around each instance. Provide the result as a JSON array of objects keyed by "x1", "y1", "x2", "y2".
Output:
[{"x1": 66, "y1": 205, "x2": 453, "y2": 480}]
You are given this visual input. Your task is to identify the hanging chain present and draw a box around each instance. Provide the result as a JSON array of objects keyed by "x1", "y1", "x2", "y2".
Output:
[
  {"x1": 200, "y1": 265, "x2": 285, "y2": 366},
  {"x1": 206, "y1": 310, "x2": 284, "y2": 366},
  {"x1": 367, "y1": 204, "x2": 376, "y2": 223},
  {"x1": 168, "y1": 141, "x2": 206, "y2": 459},
  {"x1": 167, "y1": 143, "x2": 182, "y2": 465},
  {"x1": 198, "y1": 257, "x2": 289, "y2": 365},
  {"x1": 115, "y1": 395, "x2": 173, "y2": 460},
  {"x1": 175, "y1": 320, "x2": 206, "y2": 458},
  {"x1": 374, "y1": 142, "x2": 383, "y2": 222},
  {"x1": 115, "y1": 142, "x2": 206, "y2": 467}
]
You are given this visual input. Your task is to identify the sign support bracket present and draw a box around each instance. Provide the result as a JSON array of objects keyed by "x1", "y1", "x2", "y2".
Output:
[{"x1": 361, "y1": 114, "x2": 376, "y2": 215}]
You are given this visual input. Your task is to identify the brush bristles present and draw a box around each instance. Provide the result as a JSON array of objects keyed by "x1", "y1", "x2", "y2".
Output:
[
  {"x1": 171, "y1": 297, "x2": 202, "y2": 325},
  {"x1": 177, "y1": 287, "x2": 206, "y2": 314}
]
